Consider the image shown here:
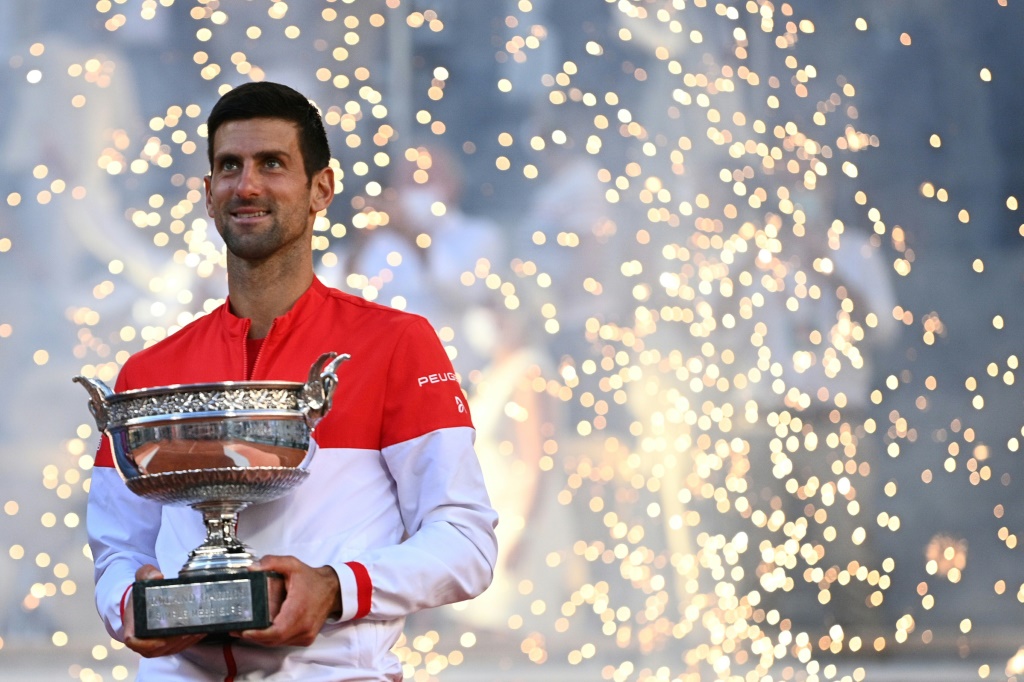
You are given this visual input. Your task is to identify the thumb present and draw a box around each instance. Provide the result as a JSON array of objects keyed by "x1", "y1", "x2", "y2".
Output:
[
  {"x1": 250, "y1": 554, "x2": 288, "y2": 572},
  {"x1": 136, "y1": 564, "x2": 164, "y2": 581}
]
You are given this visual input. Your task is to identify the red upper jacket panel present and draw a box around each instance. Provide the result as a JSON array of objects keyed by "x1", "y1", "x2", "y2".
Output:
[{"x1": 94, "y1": 277, "x2": 473, "y2": 468}]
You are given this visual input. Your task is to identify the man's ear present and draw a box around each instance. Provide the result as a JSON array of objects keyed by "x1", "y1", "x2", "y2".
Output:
[
  {"x1": 204, "y1": 174, "x2": 213, "y2": 217},
  {"x1": 311, "y1": 166, "x2": 335, "y2": 214}
]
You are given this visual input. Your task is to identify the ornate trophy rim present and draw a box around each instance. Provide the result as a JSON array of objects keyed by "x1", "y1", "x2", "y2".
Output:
[
  {"x1": 106, "y1": 380, "x2": 305, "y2": 403},
  {"x1": 104, "y1": 382, "x2": 308, "y2": 427}
]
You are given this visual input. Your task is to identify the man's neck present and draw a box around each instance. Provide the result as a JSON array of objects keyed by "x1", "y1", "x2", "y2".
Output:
[{"x1": 227, "y1": 254, "x2": 314, "y2": 339}]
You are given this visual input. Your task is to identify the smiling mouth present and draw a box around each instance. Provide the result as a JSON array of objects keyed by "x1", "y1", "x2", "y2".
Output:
[{"x1": 232, "y1": 210, "x2": 270, "y2": 219}]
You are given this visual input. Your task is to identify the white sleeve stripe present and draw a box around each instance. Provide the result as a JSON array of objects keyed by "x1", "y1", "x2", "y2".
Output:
[{"x1": 336, "y1": 562, "x2": 361, "y2": 621}]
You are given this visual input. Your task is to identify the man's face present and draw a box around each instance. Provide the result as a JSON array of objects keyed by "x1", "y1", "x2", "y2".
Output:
[{"x1": 204, "y1": 117, "x2": 332, "y2": 262}]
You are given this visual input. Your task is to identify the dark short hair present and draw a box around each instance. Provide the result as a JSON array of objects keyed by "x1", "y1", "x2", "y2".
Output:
[{"x1": 206, "y1": 82, "x2": 331, "y2": 181}]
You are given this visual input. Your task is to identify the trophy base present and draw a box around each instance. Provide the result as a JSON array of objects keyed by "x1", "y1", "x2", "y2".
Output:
[{"x1": 133, "y1": 570, "x2": 284, "y2": 639}]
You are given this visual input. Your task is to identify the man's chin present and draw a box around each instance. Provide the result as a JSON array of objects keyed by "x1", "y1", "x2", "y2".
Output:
[{"x1": 223, "y1": 236, "x2": 278, "y2": 262}]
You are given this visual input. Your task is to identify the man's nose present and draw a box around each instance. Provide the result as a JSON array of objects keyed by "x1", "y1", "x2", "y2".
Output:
[{"x1": 235, "y1": 164, "x2": 261, "y2": 197}]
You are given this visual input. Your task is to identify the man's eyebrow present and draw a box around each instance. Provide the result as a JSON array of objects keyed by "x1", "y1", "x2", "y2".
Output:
[{"x1": 213, "y1": 149, "x2": 294, "y2": 163}]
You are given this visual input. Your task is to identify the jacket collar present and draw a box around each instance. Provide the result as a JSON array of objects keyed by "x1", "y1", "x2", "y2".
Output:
[{"x1": 218, "y1": 276, "x2": 329, "y2": 340}]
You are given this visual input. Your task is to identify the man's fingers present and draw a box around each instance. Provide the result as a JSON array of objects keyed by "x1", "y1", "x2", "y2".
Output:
[
  {"x1": 235, "y1": 555, "x2": 338, "y2": 648},
  {"x1": 240, "y1": 598, "x2": 301, "y2": 644},
  {"x1": 240, "y1": 587, "x2": 318, "y2": 647},
  {"x1": 125, "y1": 633, "x2": 204, "y2": 658},
  {"x1": 125, "y1": 567, "x2": 202, "y2": 658}
]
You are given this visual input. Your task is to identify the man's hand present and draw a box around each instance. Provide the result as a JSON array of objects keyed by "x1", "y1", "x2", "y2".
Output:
[
  {"x1": 238, "y1": 555, "x2": 342, "y2": 648},
  {"x1": 123, "y1": 565, "x2": 205, "y2": 658}
]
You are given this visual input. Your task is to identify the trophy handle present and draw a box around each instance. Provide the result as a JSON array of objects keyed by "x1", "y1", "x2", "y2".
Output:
[
  {"x1": 300, "y1": 352, "x2": 351, "y2": 428},
  {"x1": 72, "y1": 376, "x2": 115, "y2": 432}
]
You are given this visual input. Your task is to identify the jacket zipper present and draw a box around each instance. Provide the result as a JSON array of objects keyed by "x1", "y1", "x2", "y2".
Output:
[
  {"x1": 222, "y1": 641, "x2": 237, "y2": 682},
  {"x1": 241, "y1": 319, "x2": 252, "y2": 380},
  {"x1": 249, "y1": 319, "x2": 276, "y2": 380},
  {"x1": 228, "y1": 317, "x2": 276, "y2": 678}
]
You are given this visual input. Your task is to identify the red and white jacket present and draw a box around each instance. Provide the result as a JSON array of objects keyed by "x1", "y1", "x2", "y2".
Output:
[{"x1": 87, "y1": 277, "x2": 499, "y2": 681}]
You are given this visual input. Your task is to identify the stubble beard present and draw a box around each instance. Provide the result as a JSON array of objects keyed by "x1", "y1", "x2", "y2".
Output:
[
  {"x1": 221, "y1": 219, "x2": 284, "y2": 262},
  {"x1": 217, "y1": 203, "x2": 306, "y2": 264}
]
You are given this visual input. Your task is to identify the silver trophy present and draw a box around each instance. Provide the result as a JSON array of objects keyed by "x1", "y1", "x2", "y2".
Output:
[{"x1": 74, "y1": 352, "x2": 350, "y2": 638}]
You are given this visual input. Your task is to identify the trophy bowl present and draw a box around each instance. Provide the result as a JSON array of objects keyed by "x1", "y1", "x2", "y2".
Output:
[{"x1": 74, "y1": 351, "x2": 350, "y2": 638}]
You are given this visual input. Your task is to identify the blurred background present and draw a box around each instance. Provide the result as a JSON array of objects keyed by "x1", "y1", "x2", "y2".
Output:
[{"x1": 2, "y1": 1, "x2": 1024, "y2": 680}]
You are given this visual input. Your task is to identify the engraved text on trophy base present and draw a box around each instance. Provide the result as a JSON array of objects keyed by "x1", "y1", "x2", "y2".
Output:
[{"x1": 144, "y1": 579, "x2": 254, "y2": 631}]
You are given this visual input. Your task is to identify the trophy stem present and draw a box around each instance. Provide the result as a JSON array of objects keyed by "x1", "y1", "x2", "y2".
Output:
[{"x1": 180, "y1": 502, "x2": 256, "y2": 576}]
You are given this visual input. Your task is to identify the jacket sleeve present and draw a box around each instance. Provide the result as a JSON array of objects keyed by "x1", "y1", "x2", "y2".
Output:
[
  {"x1": 86, "y1": 368, "x2": 164, "y2": 640},
  {"x1": 329, "y1": 317, "x2": 499, "y2": 622}
]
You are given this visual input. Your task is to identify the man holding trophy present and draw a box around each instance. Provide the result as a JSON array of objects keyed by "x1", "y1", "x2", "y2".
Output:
[{"x1": 81, "y1": 82, "x2": 499, "y2": 680}]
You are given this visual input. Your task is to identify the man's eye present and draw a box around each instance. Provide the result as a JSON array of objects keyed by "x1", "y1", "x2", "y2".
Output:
[
  {"x1": 266, "y1": 159, "x2": 282, "y2": 168},
  {"x1": 221, "y1": 161, "x2": 239, "y2": 171}
]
